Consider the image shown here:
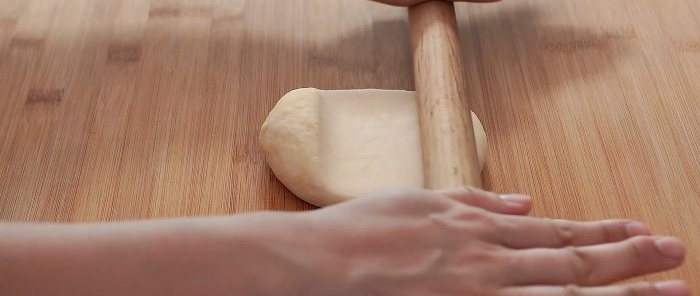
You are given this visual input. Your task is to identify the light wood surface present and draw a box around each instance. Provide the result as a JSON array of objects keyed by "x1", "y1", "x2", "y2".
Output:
[
  {"x1": 410, "y1": 1, "x2": 483, "y2": 188},
  {"x1": 0, "y1": 0, "x2": 698, "y2": 289}
]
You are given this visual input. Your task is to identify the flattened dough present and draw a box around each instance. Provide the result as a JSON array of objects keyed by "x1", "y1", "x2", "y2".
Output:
[{"x1": 259, "y1": 88, "x2": 487, "y2": 207}]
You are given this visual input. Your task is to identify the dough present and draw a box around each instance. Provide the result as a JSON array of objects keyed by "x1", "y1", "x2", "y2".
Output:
[{"x1": 259, "y1": 88, "x2": 487, "y2": 207}]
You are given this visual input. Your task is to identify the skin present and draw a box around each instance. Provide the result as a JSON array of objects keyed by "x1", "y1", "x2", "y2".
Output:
[
  {"x1": 373, "y1": 0, "x2": 501, "y2": 7},
  {"x1": 0, "y1": 188, "x2": 688, "y2": 296}
]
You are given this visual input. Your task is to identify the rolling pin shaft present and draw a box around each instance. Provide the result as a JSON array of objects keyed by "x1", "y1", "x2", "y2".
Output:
[{"x1": 409, "y1": 1, "x2": 483, "y2": 189}]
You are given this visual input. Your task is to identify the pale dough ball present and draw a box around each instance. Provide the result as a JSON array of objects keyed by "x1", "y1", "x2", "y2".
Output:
[{"x1": 259, "y1": 88, "x2": 488, "y2": 207}]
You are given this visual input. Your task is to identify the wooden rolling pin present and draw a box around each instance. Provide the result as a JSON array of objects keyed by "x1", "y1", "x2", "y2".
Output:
[{"x1": 409, "y1": 1, "x2": 483, "y2": 189}]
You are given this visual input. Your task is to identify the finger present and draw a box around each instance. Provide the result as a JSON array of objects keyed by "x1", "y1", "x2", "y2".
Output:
[
  {"x1": 438, "y1": 187, "x2": 531, "y2": 215},
  {"x1": 491, "y1": 216, "x2": 650, "y2": 248},
  {"x1": 499, "y1": 280, "x2": 689, "y2": 296},
  {"x1": 504, "y1": 236, "x2": 686, "y2": 286},
  {"x1": 371, "y1": 0, "x2": 500, "y2": 8}
]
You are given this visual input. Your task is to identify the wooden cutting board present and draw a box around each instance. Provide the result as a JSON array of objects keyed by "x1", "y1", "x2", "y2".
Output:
[{"x1": 0, "y1": 0, "x2": 698, "y2": 289}]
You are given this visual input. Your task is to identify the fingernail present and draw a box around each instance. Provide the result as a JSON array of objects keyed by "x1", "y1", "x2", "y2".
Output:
[
  {"x1": 625, "y1": 221, "x2": 650, "y2": 236},
  {"x1": 654, "y1": 280, "x2": 689, "y2": 296},
  {"x1": 499, "y1": 194, "x2": 531, "y2": 204},
  {"x1": 654, "y1": 237, "x2": 686, "y2": 259}
]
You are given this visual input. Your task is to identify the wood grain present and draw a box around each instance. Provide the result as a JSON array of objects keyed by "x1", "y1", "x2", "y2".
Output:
[
  {"x1": 410, "y1": 1, "x2": 483, "y2": 188},
  {"x1": 0, "y1": 0, "x2": 698, "y2": 290}
]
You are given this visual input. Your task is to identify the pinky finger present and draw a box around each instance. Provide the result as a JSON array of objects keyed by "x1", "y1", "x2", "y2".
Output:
[
  {"x1": 438, "y1": 187, "x2": 532, "y2": 215},
  {"x1": 499, "y1": 280, "x2": 688, "y2": 296}
]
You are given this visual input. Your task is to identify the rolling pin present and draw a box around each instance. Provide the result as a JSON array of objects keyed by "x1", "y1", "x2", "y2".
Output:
[{"x1": 409, "y1": 1, "x2": 483, "y2": 189}]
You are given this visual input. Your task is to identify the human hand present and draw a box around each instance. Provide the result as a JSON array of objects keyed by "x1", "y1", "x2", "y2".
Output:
[
  {"x1": 296, "y1": 187, "x2": 688, "y2": 296},
  {"x1": 372, "y1": 0, "x2": 501, "y2": 7}
]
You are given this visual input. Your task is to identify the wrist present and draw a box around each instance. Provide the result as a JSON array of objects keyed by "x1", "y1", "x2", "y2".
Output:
[
  {"x1": 137, "y1": 212, "x2": 320, "y2": 295},
  {"x1": 217, "y1": 210, "x2": 357, "y2": 295},
  {"x1": 203, "y1": 211, "x2": 313, "y2": 295}
]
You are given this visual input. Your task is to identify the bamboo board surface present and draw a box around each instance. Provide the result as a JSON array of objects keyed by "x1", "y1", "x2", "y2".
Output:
[{"x1": 0, "y1": 0, "x2": 698, "y2": 289}]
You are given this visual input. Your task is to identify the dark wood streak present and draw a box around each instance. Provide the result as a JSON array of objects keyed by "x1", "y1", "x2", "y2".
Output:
[
  {"x1": 107, "y1": 43, "x2": 142, "y2": 63},
  {"x1": 10, "y1": 37, "x2": 44, "y2": 49},
  {"x1": 677, "y1": 40, "x2": 700, "y2": 52},
  {"x1": 148, "y1": 7, "x2": 181, "y2": 18},
  {"x1": 26, "y1": 88, "x2": 64, "y2": 104},
  {"x1": 149, "y1": 6, "x2": 212, "y2": 18},
  {"x1": 541, "y1": 30, "x2": 637, "y2": 52}
]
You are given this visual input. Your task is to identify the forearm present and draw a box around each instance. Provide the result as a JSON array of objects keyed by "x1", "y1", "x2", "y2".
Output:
[{"x1": 0, "y1": 212, "x2": 312, "y2": 296}]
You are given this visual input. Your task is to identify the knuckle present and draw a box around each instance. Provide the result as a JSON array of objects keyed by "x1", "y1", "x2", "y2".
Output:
[
  {"x1": 563, "y1": 285, "x2": 585, "y2": 296},
  {"x1": 624, "y1": 282, "x2": 656, "y2": 296},
  {"x1": 599, "y1": 221, "x2": 619, "y2": 242},
  {"x1": 565, "y1": 246, "x2": 596, "y2": 284},
  {"x1": 462, "y1": 186, "x2": 478, "y2": 196},
  {"x1": 469, "y1": 245, "x2": 506, "y2": 266},
  {"x1": 428, "y1": 208, "x2": 477, "y2": 231},
  {"x1": 456, "y1": 186, "x2": 479, "y2": 203},
  {"x1": 428, "y1": 211, "x2": 459, "y2": 230},
  {"x1": 600, "y1": 219, "x2": 635, "y2": 242},
  {"x1": 430, "y1": 208, "x2": 505, "y2": 240},
  {"x1": 462, "y1": 186, "x2": 498, "y2": 203},
  {"x1": 488, "y1": 245, "x2": 511, "y2": 261},
  {"x1": 627, "y1": 239, "x2": 647, "y2": 261},
  {"x1": 458, "y1": 209, "x2": 501, "y2": 228},
  {"x1": 551, "y1": 220, "x2": 576, "y2": 246},
  {"x1": 503, "y1": 250, "x2": 529, "y2": 272}
]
